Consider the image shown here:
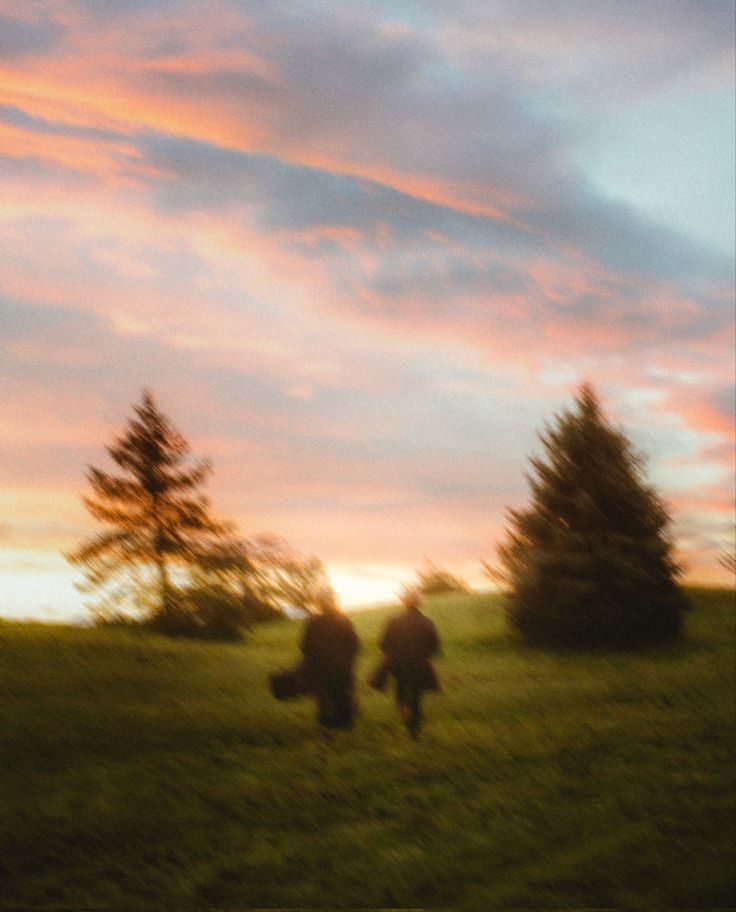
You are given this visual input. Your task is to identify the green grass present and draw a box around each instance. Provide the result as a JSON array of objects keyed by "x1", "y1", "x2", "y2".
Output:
[{"x1": 1, "y1": 589, "x2": 734, "y2": 909}]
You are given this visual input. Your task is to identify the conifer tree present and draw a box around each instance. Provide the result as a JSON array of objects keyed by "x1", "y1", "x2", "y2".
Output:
[
  {"x1": 68, "y1": 390, "x2": 230, "y2": 630},
  {"x1": 496, "y1": 384, "x2": 688, "y2": 647}
]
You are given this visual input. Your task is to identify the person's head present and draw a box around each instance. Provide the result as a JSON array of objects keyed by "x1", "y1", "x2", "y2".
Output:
[
  {"x1": 399, "y1": 585, "x2": 421, "y2": 612},
  {"x1": 315, "y1": 587, "x2": 339, "y2": 615}
]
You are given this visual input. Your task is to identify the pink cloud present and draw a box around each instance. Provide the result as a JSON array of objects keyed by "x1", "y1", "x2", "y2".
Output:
[{"x1": 0, "y1": 0, "x2": 732, "y2": 614}]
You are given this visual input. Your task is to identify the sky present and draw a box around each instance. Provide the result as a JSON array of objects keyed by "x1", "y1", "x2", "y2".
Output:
[{"x1": 0, "y1": 0, "x2": 734, "y2": 620}]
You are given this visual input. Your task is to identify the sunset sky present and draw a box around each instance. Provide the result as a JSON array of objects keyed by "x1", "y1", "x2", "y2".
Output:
[{"x1": 1, "y1": 0, "x2": 734, "y2": 620}]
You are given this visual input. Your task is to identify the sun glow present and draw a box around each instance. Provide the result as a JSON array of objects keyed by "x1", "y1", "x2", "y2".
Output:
[
  {"x1": 326, "y1": 563, "x2": 412, "y2": 609},
  {"x1": 0, "y1": 550, "x2": 88, "y2": 623}
]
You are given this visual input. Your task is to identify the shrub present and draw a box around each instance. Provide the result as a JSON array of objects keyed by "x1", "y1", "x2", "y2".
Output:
[{"x1": 416, "y1": 560, "x2": 470, "y2": 596}]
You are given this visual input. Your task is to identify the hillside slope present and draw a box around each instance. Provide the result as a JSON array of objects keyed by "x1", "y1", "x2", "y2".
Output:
[{"x1": 1, "y1": 589, "x2": 734, "y2": 908}]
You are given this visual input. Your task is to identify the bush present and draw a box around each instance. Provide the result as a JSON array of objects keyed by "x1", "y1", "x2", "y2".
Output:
[
  {"x1": 415, "y1": 561, "x2": 470, "y2": 596},
  {"x1": 145, "y1": 586, "x2": 251, "y2": 640}
]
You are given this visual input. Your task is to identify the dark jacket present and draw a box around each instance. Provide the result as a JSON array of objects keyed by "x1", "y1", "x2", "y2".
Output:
[
  {"x1": 300, "y1": 611, "x2": 359, "y2": 685},
  {"x1": 377, "y1": 608, "x2": 440, "y2": 691},
  {"x1": 300, "y1": 610, "x2": 360, "y2": 728}
]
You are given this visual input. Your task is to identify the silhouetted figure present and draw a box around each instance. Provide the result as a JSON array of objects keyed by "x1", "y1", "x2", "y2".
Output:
[
  {"x1": 374, "y1": 587, "x2": 440, "y2": 739},
  {"x1": 300, "y1": 590, "x2": 360, "y2": 730}
]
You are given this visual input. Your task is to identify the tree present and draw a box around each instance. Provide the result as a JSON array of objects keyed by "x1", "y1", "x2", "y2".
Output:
[
  {"x1": 67, "y1": 390, "x2": 231, "y2": 631},
  {"x1": 718, "y1": 522, "x2": 736, "y2": 577},
  {"x1": 193, "y1": 534, "x2": 334, "y2": 619},
  {"x1": 495, "y1": 384, "x2": 688, "y2": 648},
  {"x1": 245, "y1": 535, "x2": 333, "y2": 615},
  {"x1": 415, "y1": 560, "x2": 470, "y2": 596}
]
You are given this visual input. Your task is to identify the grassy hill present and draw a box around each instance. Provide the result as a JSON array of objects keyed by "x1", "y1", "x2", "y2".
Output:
[{"x1": 1, "y1": 589, "x2": 734, "y2": 909}]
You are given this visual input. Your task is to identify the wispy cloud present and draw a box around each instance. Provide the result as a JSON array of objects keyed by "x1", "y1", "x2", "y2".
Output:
[{"x1": 0, "y1": 0, "x2": 733, "y2": 614}]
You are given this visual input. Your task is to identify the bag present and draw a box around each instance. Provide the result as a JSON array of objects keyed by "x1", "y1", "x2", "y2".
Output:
[{"x1": 269, "y1": 664, "x2": 310, "y2": 701}]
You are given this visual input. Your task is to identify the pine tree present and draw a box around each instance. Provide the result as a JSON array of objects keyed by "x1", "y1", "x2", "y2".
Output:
[
  {"x1": 496, "y1": 384, "x2": 688, "y2": 647},
  {"x1": 67, "y1": 390, "x2": 230, "y2": 630}
]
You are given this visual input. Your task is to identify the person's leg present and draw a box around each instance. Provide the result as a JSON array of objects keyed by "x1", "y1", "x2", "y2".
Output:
[
  {"x1": 332, "y1": 684, "x2": 354, "y2": 729},
  {"x1": 395, "y1": 676, "x2": 412, "y2": 727},
  {"x1": 407, "y1": 686, "x2": 422, "y2": 739},
  {"x1": 316, "y1": 685, "x2": 337, "y2": 727}
]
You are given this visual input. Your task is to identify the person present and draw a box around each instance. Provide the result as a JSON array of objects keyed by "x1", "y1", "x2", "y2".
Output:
[
  {"x1": 374, "y1": 586, "x2": 440, "y2": 739},
  {"x1": 300, "y1": 589, "x2": 360, "y2": 730}
]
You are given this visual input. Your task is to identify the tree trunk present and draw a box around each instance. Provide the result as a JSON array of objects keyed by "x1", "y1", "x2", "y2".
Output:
[
  {"x1": 156, "y1": 552, "x2": 171, "y2": 618},
  {"x1": 152, "y1": 492, "x2": 171, "y2": 621}
]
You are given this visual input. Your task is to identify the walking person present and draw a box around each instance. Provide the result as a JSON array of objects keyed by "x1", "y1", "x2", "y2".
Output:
[
  {"x1": 373, "y1": 587, "x2": 440, "y2": 739},
  {"x1": 300, "y1": 589, "x2": 360, "y2": 730}
]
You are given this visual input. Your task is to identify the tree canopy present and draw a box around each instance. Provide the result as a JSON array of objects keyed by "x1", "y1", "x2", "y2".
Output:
[
  {"x1": 68, "y1": 391, "x2": 334, "y2": 636},
  {"x1": 67, "y1": 390, "x2": 231, "y2": 631},
  {"x1": 495, "y1": 384, "x2": 688, "y2": 648},
  {"x1": 192, "y1": 533, "x2": 334, "y2": 620}
]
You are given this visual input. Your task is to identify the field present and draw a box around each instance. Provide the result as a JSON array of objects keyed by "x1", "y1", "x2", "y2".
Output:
[{"x1": 1, "y1": 588, "x2": 734, "y2": 909}]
